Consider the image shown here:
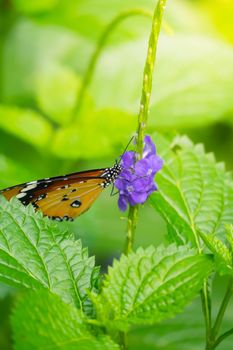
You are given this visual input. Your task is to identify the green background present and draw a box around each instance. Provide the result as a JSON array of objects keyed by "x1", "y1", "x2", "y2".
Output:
[{"x1": 0, "y1": 0, "x2": 233, "y2": 348}]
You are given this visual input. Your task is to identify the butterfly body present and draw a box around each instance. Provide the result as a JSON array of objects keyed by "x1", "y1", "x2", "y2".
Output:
[{"x1": 0, "y1": 164, "x2": 122, "y2": 221}]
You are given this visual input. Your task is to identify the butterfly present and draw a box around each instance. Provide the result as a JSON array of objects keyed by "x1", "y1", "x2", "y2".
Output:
[{"x1": 0, "y1": 164, "x2": 122, "y2": 221}]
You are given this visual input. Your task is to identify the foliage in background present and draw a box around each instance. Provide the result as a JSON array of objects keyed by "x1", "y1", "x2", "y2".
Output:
[
  {"x1": 0, "y1": 0, "x2": 233, "y2": 349},
  {"x1": 1, "y1": 0, "x2": 233, "y2": 162}
]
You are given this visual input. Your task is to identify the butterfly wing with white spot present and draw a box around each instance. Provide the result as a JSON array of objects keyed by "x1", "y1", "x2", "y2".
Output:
[
  {"x1": 0, "y1": 170, "x2": 107, "y2": 220},
  {"x1": 0, "y1": 165, "x2": 122, "y2": 220}
]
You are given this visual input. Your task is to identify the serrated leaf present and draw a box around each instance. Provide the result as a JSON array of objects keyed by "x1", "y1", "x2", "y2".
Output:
[
  {"x1": 150, "y1": 133, "x2": 233, "y2": 245},
  {"x1": 199, "y1": 231, "x2": 232, "y2": 275},
  {"x1": 0, "y1": 282, "x2": 15, "y2": 299},
  {"x1": 94, "y1": 245, "x2": 213, "y2": 330},
  {"x1": 12, "y1": 289, "x2": 120, "y2": 350},
  {"x1": 0, "y1": 105, "x2": 53, "y2": 148},
  {"x1": 226, "y1": 224, "x2": 233, "y2": 248},
  {"x1": 0, "y1": 196, "x2": 99, "y2": 309},
  {"x1": 128, "y1": 294, "x2": 233, "y2": 350}
]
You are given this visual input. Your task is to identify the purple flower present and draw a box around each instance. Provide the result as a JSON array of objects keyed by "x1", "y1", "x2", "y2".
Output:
[{"x1": 115, "y1": 135, "x2": 163, "y2": 211}]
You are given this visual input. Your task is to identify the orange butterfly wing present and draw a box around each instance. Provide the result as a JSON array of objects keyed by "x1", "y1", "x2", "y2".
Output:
[
  {"x1": 35, "y1": 178, "x2": 104, "y2": 220},
  {"x1": 2, "y1": 186, "x2": 22, "y2": 201},
  {"x1": 0, "y1": 166, "x2": 121, "y2": 221}
]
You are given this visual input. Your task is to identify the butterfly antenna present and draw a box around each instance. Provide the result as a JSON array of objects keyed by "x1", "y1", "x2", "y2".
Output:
[{"x1": 116, "y1": 134, "x2": 136, "y2": 165}]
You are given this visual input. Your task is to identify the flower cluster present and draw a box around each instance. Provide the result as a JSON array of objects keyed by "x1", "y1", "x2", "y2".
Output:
[{"x1": 115, "y1": 135, "x2": 163, "y2": 211}]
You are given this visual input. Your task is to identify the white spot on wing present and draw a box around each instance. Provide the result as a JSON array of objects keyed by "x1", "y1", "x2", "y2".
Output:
[
  {"x1": 16, "y1": 192, "x2": 27, "y2": 199},
  {"x1": 21, "y1": 183, "x2": 37, "y2": 192}
]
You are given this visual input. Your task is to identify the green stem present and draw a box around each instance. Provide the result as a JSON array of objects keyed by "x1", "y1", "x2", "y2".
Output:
[
  {"x1": 86, "y1": 319, "x2": 102, "y2": 327},
  {"x1": 196, "y1": 234, "x2": 212, "y2": 349},
  {"x1": 119, "y1": 331, "x2": 127, "y2": 350},
  {"x1": 200, "y1": 280, "x2": 212, "y2": 349},
  {"x1": 135, "y1": 0, "x2": 166, "y2": 157},
  {"x1": 72, "y1": 9, "x2": 152, "y2": 120},
  {"x1": 211, "y1": 278, "x2": 233, "y2": 340},
  {"x1": 203, "y1": 277, "x2": 233, "y2": 350},
  {"x1": 125, "y1": 0, "x2": 167, "y2": 255},
  {"x1": 124, "y1": 205, "x2": 139, "y2": 254},
  {"x1": 215, "y1": 327, "x2": 233, "y2": 348},
  {"x1": 201, "y1": 280, "x2": 212, "y2": 349}
]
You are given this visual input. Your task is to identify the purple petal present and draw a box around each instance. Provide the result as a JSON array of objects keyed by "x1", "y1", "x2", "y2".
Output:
[
  {"x1": 118, "y1": 195, "x2": 128, "y2": 211},
  {"x1": 132, "y1": 177, "x2": 152, "y2": 191},
  {"x1": 115, "y1": 178, "x2": 126, "y2": 191},
  {"x1": 116, "y1": 135, "x2": 162, "y2": 210},
  {"x1": 147, "y1": 154, "x2": 163, "y2": 173},
  {"x1": 147, "y1": 182, "x2": 158, "y2": 194},
  {"x1": 134, "y1": 158, "x2": 150, "y2": 176},
  {"x1": 121, "y1": 169, "x2": 135, "y2": 181},
  {"x1": 143, "y1": 135, "x2": 156, "y2": 158},
  {"x1": 121, "y1": 151, "x2": 135, "y2": 168},
  {"x1": 129, "y1": 191, "x2": 148, "y2": 205}
]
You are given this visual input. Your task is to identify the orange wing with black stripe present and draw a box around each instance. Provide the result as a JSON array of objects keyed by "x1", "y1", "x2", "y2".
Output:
[{"x1": 0, "y1": 165, "x2": 122, "y2": 221}]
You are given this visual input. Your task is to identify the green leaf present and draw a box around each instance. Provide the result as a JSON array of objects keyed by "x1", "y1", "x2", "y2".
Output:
[
  {"x1": 226, "y1": 224, "x2": 233, "y2": 248},
  {"x1": 0, "y1": 154, "x2": 32, "y2": 189},
  {"x1": 0, "y1": 105, "x2": 53, "y2": 148},
  {"x1": 52, "y1": 109, "x2": 135, "y2": 159},
  {"x1": 12, "y1": 289, "x2": 120, "y2": 350},
  {"x1": 94, "y1": 245, "x2": 213, "y2": 330},
  {"x1": 150, "y1": 133, "x2": 233, "y2": 245},
  {"x1": 129, "y1": 294, "x2": 233, "y2": 350},
  {"x1": 2, "y1": 19, "x2": 92, "y2": 102},
  {"x1": 36, "y1": 64, "x2": 80, "y2": 125},
  {"x1": 150, "y1": 35, "x2": 233, "y2": 127},
  {"x1": 89, "y1": 35, "x2": 233, "y2": 128},
  {"x1": 0, "y1": 196, "x2": 99, "y2": 309},
  {"x1": 199, "y1": 232, "x2": 232, "y2": 275},
  {"x1": 16, "y1": 0, "x2": 153, "y2": 42},
  {"x1": 12, "y1": 0, "x2": 58, "y2": 14},
  {"x1": 0, "y1": 282, "x2": 15, "y2": 299}
]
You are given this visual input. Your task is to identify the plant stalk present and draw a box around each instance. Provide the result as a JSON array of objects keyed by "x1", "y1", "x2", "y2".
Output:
[
  {"x1": 203, "y1": 277, "x2": 233, "y2": 350},
  {"x1": 201, "y1": 280, "x2": 212, "y2": 346},
  {"x1": 124, "y1": 205, "x2": 139, "y2": 254},
  {"x1": 125, "y1": 0, "x2": 167, "y2": 254},
  {"x1": 215, "y1": 327, "x2": 233, "y2": 348},
  {"x1": 72, "y1": 9, "x2": 152, "y2": 120},
  {"x1": 212, "y1": 278, "x2": 233, "y2": 337},
  {"x1": 119, "y1": 331, "x2": 128, "y2": 350}
]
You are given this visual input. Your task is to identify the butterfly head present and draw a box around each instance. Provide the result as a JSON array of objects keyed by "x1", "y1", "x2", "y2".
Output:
[{"x1": 101, "y1": 163, "x2": 122, "y2": 188}]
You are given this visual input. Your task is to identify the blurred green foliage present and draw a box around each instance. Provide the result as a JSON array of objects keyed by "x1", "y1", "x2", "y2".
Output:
[{"x1": 0, "y1": 0, "x2": 233, "y2": 348}]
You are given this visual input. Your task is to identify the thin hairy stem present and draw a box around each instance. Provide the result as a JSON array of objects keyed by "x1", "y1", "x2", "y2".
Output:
[
  {"x1": 135, "y1": 1, "x2": 167, "y2": 157},
  {"x1": 72, "y1": 9, "x2": 152, "y2": 121},
  {"x1": 125, "y1": 0, "x2": 167, "y2": 255},
  {"x1": 124, "y1": 205, "x2": 139, "y2": 254}
]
